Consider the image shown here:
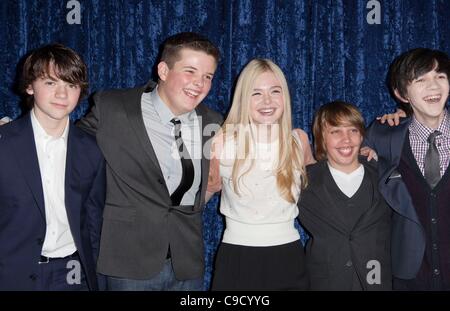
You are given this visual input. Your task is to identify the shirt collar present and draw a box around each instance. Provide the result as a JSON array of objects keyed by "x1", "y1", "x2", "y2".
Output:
[
  {"x1": 150, "y1": 87, "x2": 197, "y2": 126},
  {"x1": 410, "y1": 109, "x2": 450, "y2": 141},
  {"x1": 31, "y1": 108, "x2": 69, "y2": 142},
  {"x1": 327, "y1": 162, "x2": 364, "y2": 179}
]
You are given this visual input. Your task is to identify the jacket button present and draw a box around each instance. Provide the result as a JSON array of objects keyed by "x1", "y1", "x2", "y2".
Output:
[
  {"x1": 431, "y1": 218, "x2": 437, "y2": 224},
  {"x1": 158, "y1": 179, "x2": 164, "y2": 185},
  {"x1": 433, "y1": 243, "x2": 438, "y2": 250},
  {"x1": 434, "y1": 269, "x2": 440, "y2": 276},
  {"x1": 345, "y1": 260, "x2": 353, "y2": 267},
  {"x1": 29, "y1": 274, "x2": 37, "y2": 281}
]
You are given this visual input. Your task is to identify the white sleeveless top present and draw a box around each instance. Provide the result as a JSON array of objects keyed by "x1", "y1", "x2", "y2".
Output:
[{"x1": 218, "y1": 133, "x2": 303, "y2": 246}]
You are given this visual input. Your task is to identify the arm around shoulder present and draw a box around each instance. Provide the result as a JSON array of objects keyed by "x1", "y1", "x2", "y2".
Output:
[
  {"x1": 205, "y1": 133, "x2": 224, "y2": 203},
  {"x1": 0, "y1": 116, "x2": 12, "y2": 126},
  {"x1": 76, "y1": 92, "x2": 103, "y2": 136},
  {"x1": 294, "y1": 128, "x2": 316, "y2": 165}
]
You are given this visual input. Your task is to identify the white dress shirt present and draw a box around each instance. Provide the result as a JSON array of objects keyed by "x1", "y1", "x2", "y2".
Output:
[{"x1": 31, "y1": 109, "x2": 76, "y2": 258}]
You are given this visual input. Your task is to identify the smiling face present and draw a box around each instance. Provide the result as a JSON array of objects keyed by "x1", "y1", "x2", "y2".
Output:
[
  {"x1": 26, "y1": 65, "x2": 80, "y2": 128},
  {"x1": 157, "y1": 48, "x2": 217, "y2": 116},
  {"x1": 324, "y1": 123, "x2": 363, "y2": 173},
  {"x1": 249, "y1": 71, "x2": 285, "y2": 125},
  {"x1": 395, "y1": 68, "x2": 449, "y2": 129}
]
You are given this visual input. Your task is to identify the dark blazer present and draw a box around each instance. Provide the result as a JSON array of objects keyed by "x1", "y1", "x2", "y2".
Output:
[
  {"x1": 298, "y1": 160, "x2": 391, "y2": 290},
  {"x1": 366, "y1": 118, "x2": 426, "y2": 280},
  {"x1": 0, "y1": 114, "x2": 106, "y2": 290},
  {"x1": 77, "y1": 81, "x2": 223, "y2": 280}
]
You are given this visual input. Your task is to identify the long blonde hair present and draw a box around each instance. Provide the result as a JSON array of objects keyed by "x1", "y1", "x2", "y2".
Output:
[{"x1": 221, "y1": 59, "x2": 307, "y2": 203}]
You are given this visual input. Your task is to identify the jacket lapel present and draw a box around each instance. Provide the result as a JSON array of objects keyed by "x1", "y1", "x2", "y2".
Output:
[
  {"x1": 383, "y1": 119, "x2": 411, "y2": 183},
  {"x1": 378, "y1": 118, "x2": 420, "y2": 224},
  {"x1": 308, "y1": 162, "x2": 350, "y2": 235},
  {"x1": 64, "y1": 123, "x2": 82, "y2": 244},
  {"x1": 194, "y1": 104, "x2": 221, "y2": 209},
  {"x1": 350, "y1": 163, "x2": 384, "y2": 232},
  {"x1": 10, "y1": 114, "x2": 46, "y2": 217},
  {"x1": 123, "y1": 83, "x2": 166, "y2": 182}
]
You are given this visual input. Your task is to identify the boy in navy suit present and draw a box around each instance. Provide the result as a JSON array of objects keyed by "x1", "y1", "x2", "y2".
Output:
[
  {"x1": 366, "y1": 48, "x2": 450, "y2": 290},
  {"x1": 0, "y1": 44, "x2": 105, "y2": 290}
]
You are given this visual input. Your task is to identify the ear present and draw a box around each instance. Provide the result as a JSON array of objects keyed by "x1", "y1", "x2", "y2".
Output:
[
  {"x1": 157, "y1": 62, "x2": 169, "y2": 82},
  {"x1": 393, "y1": 89, "x2": 409, "y2": 103},
  {"x1": 25, "y1": 85, "x2": 34, "y2": 95}
]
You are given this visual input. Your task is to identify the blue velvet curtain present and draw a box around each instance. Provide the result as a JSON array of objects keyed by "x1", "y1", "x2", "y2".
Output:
[{"x1": 1, "y1": 0, "x2": 449, "y2": 289}]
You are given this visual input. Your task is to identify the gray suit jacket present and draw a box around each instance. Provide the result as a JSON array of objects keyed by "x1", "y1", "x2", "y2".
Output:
[{"x1": 78, "y1": 81, "x2": 223, "y2": 280}]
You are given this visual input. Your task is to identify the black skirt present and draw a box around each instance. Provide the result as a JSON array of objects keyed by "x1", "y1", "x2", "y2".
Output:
[{"x1": 211, "y1": 240, "x2": 308, "y2": 290}]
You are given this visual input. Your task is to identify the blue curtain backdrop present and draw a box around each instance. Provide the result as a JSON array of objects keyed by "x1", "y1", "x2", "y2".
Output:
[{"x1": 1, "y1": 0, "x2": 449, "y2": 289}]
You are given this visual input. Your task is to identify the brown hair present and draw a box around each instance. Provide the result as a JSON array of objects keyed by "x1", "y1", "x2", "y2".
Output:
[
  {"x1": 388, "y1": 48, "x2": 450, "y2": 115},
  {"x1": 313, "y1": 101, "x2": 365, "y2": 161},
  {"x1": 21, "y1": 43, "x2": 88, "y2": 108},
  {"x1": 160, "y1": 32, "x2": 220, "y2": 68}
]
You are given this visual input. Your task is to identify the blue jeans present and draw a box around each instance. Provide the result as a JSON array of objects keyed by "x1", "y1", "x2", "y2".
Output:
[{"x1": 106, "y1": 258, "x2": 204, "y2": 291}]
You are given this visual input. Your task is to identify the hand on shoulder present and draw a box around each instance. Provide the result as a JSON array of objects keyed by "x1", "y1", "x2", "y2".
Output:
[
  {"x1": 293, "y1": 128, "x2": 316, "y2": 165},
  {"x1": 0, "y1": 116, "x2": 12, "y2": 125},
  {"x1": 376, "y1": 108, "x2": 407, "y2": 126}
]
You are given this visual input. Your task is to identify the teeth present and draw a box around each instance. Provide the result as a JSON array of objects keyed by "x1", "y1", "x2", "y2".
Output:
[
  {"x1": 258, "y1": 109, "x2": 275, "y2": 114},
  {"x1": 337, "y1": 147, "x2": 352, "y2": 155},
  {"x1": 424, "y1": 95, "x2": 441, "y2": 102},
  {"x1": 184, "y1": 89, "x2": 200, "y2": 97}
]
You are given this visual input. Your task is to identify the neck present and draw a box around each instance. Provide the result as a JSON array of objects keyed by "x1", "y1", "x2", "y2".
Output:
[
  {"x1": 328, "y1": 161, "x2": 361, "y2": 174},
  {"x1": 415, "y1": 111, "x2": 445, "y2": 130},
  {"x1": 157, "y1": 84, "x2": 182, "y2": 116},
  {"x1": 33, "y1": 109, "x2": 68, "y2": 137},
  {"x1": 252, "y1": 123, "x2": 279, "y2": 143}
]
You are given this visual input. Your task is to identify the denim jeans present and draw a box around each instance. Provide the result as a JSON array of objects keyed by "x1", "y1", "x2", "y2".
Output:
[{"x1": 105, "y1": 258, "x2": 204, "y2": 291}]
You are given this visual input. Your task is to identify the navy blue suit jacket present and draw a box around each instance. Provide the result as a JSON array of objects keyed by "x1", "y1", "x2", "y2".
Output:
[
  {"x1": 0, "y1": 113, "x2": 105, "y2": 290},
  {"x1": 366, "y1": 117, "x2": 426, "y2": 280}
]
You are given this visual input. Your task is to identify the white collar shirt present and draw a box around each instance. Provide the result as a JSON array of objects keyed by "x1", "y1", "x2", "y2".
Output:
[{"x1": 31, "y1": 109, "x2": 76, "y2": 258}]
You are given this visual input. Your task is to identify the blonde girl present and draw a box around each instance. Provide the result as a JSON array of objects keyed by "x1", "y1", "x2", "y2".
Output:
[{"x1": 207, "y1": 59, "x2": 314, "y2": 290}]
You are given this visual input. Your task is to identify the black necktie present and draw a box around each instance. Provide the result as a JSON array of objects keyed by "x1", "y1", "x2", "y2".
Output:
[
  {"x1": 424, "y1": 130, "x2": 441, "y2": 188},
  {"x1": 170, "y1": 118, "x2": 194, "y2": 206}
]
